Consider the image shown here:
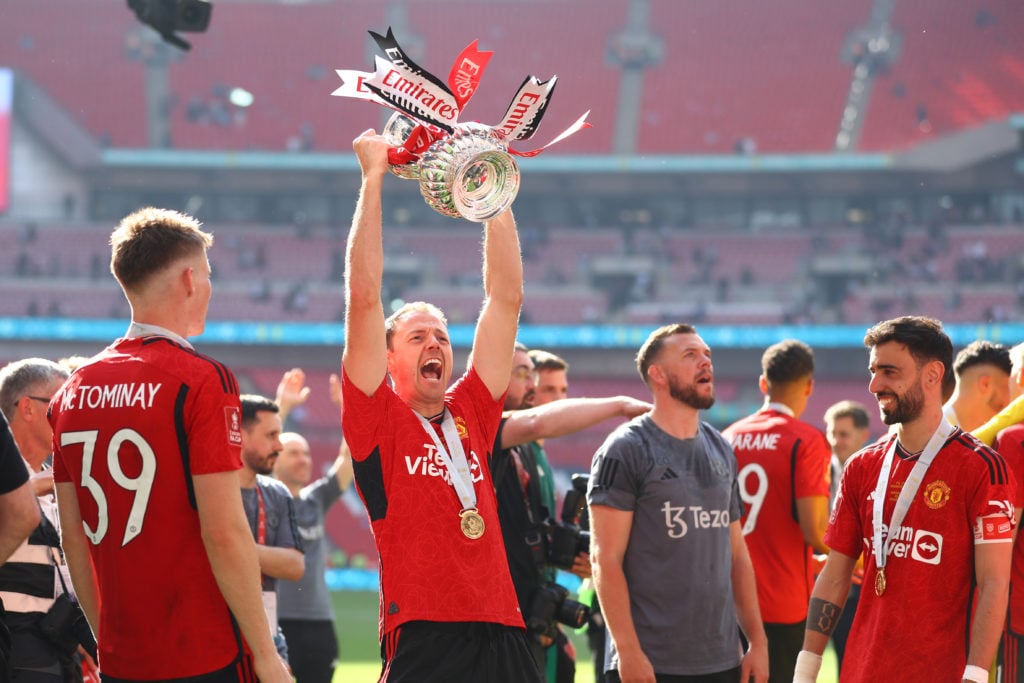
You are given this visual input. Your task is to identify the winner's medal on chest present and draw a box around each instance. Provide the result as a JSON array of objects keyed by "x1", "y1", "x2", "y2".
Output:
[
  {"x1": 870, "y1": 420, "x2": 954, "y2": 597},
  {"x1": 460, "y1": 508, "x2": 485, "y2": 540},
  {"x1": 416, "y1": 409, "x2": 484, "y2": 540}
]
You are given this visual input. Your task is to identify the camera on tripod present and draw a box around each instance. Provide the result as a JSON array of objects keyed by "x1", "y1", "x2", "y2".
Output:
[{"x1": 543, "y1": 473, "x2": 591, "y2": 570}]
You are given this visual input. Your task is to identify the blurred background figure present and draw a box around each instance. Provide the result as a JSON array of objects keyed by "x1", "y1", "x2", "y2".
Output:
[
  {"x1": 273, "y1": 368, "x2": 354, "y2": 683},
  {"x1": 944, "y1": 340, "x2": 1011, "y2": 431},
  {"x1": 723, "y1": 340, "x2": 832, "y2": 683},
  {"x1": 822, "y1": 399, "x2": 872, "y2": 676}
]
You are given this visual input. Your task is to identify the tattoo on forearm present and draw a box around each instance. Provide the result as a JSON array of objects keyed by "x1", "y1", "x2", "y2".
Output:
[{"x1": 807, "y1": 598, "x2": 843, "y2": 636}]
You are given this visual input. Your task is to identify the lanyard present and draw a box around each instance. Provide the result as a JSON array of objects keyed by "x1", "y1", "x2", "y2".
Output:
[
  {"x1": 415, "y1": 408, "x2": 477, "y2": 512},
  {"x1": 255, "y1": 485, "x2": 267, "y2": 545},
  {"x1": 871, "y1": 420, "x2": 955, "y2": 573}
]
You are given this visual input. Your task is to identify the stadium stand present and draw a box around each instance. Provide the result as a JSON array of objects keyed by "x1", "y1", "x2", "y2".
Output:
[
  {"x1": 1, "y1": 218, "x2": 1021, "y2": 325},
  {"x1": 639, "y1": 0, "x2": 871, "y2": 153},
  {"x1": 859, "y1": 0, "x2": 1024, "y2": 151}
]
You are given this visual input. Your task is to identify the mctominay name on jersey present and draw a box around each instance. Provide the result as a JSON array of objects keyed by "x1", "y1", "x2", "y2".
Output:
[{"x1": 59, "y1": 383, "x2": 163, "y2": 411}]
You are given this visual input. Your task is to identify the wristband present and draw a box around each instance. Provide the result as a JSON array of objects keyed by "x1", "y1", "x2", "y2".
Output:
[
  {"x1": 962, "y1": 664, "x2": 988, "y2": 683},
  {"x1": 793, "y1": 650, "x2": 822, "y2": 683}
]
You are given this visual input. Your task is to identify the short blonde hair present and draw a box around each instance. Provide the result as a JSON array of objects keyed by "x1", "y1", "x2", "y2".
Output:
[{"x1": 110, "y1": 207, "x2": 212, "y2": 293}]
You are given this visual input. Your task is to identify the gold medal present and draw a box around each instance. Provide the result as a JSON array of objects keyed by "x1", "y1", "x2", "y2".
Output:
[
  {"x1": 460, "y1": 508, "x2": 485, "y2": 540},
  {"x1": 874, "y1": 567, "x2": 886, "y2": 597}
]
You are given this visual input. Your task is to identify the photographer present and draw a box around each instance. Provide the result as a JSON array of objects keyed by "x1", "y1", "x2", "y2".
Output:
[{"x1": 492, "y1": 344, "x2": 650, "y2": 682}]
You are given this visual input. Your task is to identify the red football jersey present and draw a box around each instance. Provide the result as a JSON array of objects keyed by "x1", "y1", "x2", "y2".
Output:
[
  {"x1": 723, "y1": 407, "x2": 832, "y2": 623},
  {"x1": 342, "y1": 367, "x2": 523, "y2": 637},
  {"x1": 827, "y1": 429, "x2": 1015, "y2": 682},
  {"x1": 51, "y1": 336, "x2": 247, "y2": 679},
  {"x1": 995, "y1": 423, "x2": 1024, "y2": 633}
]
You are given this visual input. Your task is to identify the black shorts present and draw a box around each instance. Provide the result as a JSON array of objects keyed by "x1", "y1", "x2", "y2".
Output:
[
  {"x1": 100, "y1": 656, "x2": 256, "y2": 683},
  {"x1": 1003, "y1": 625, "x2": 1024, "y2": 683},
  {"x1": 380, "y1": 621, "x2": 543, "y2": 683},
  {"x1": 763, "y1": 620, "x2": 804, "y2": 683},
  {"x1": 278, "y1": 618, "x2": 338, "y2": 683}
]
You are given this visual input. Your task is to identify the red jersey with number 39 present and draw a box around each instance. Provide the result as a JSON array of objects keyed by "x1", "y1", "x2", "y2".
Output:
[
  {"x1": 723, "y1": 407, "x2": 832, "y2": 623},
  {"x1": 50, "y1": 336, "x2": 247, "y2": 680}
]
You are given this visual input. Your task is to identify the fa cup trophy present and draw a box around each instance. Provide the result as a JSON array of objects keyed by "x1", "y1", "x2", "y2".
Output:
[{"x1": 333, "y1": 28, "x2": 589, "y2": 222}]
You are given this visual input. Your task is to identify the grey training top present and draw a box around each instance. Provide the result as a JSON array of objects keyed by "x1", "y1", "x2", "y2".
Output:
[
  {"x1": 241, "y1": 474, "x2": 302, "y2": 592},
  {"x1": 276, "y1": 472, "x2": 344, "y2": 621},
  {"x1": 588, "y1": 415, "x2": 744, "y2": 677}
]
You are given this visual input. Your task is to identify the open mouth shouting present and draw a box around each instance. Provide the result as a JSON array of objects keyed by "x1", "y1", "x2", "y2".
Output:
[{"x1": 420, "y1": 358, "x2": 444, "y2": 383}]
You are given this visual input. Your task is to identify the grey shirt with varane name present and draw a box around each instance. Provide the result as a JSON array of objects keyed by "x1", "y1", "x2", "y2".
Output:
[{"x1": 587, "y1": 414, "x2": 744, "y2": 677}]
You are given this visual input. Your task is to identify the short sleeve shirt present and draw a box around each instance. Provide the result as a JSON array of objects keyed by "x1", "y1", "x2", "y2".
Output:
[
  {"x1": 341, "y1": 367, "x2": 522, "y2": 637},
  {"x1": 588, "y1": 415, "x2": 744, "y2": 677},
  {"x1": 722, "y1": 408, "x2": 832, "y2": 623},
  {"x1": 49, "y1": 336, "x2": 246, "y2": 680},
  {"x1": 827, "y1": 428, "x2": 1015, "y2": 681},
  {"x1": 241, "y1": 474, "x2": 302, "y2": 591}
]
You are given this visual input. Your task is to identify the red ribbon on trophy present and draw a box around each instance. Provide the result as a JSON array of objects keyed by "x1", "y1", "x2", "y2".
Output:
[{"x1": 332, "y1": 27, "x2": 590, "y2": 166}]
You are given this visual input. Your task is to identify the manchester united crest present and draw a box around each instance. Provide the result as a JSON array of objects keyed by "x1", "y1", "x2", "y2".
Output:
[
  {"x1": 923, "y1": 480, "x2": 951, "y2": 510},
  {"x1": 455, "y1": 416, "x2": 468, "y2": 440}
]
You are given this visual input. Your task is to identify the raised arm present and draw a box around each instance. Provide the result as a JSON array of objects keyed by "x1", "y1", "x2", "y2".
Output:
[
  {"x1": 469, "y1": 209, "x2": 523, "y2": 400},
  {"x1": 500, "y1": 396, "x2": 652, "y2": 450},
  {"x1": 342, "y1": 130, "x2": 391, "y2": 397},
  {"x1": 275, "y1": 368, "x2": 311, "y2": 423},
  {"x1": 332, "y1": 438, "x2": 354, "y2": 492}
]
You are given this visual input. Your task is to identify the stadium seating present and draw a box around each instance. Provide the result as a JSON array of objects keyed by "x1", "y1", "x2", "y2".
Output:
[
  {"x1": 3, "y1": 0, "x2": 1021, "y2": 154},
  {"x1": 638, "y1": 0, "x2": 871, "y2": 153},
  {"x1": 2, "y1": 219, "x2": 1021, "y2": 326},
  {"x1": 859, "y1": 0, "x2": 1024, "y2": 151}
]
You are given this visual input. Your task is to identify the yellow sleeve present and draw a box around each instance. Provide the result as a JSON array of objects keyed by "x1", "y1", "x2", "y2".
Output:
[{"x1": 972, "y1": 394, "x2": 1024, "y2": 446}]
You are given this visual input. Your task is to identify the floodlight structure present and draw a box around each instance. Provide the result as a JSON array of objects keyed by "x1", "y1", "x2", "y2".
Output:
[{"x1": 127, "y1": 0, "x2": 212, "y2": 51}]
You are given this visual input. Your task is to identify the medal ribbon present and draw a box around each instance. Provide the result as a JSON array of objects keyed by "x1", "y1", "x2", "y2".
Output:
[
  {"x1": 871, "y1": 420, "x2": 955, "y2": 575},
  {"x1": 415, "y1": 409, "x2": 478, "y2": 513}
]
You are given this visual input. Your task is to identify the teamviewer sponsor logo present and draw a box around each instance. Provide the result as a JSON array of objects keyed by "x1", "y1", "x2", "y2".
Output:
[
  {"x1": 404, "y1": 445, "x2": 484, "y2": 485},
  {"x1": 871, "y1": 524, "x2": 944, "y2": 566},
  {"x1": 910, "y1": 530, "x2": 943, "y2": 565}
]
